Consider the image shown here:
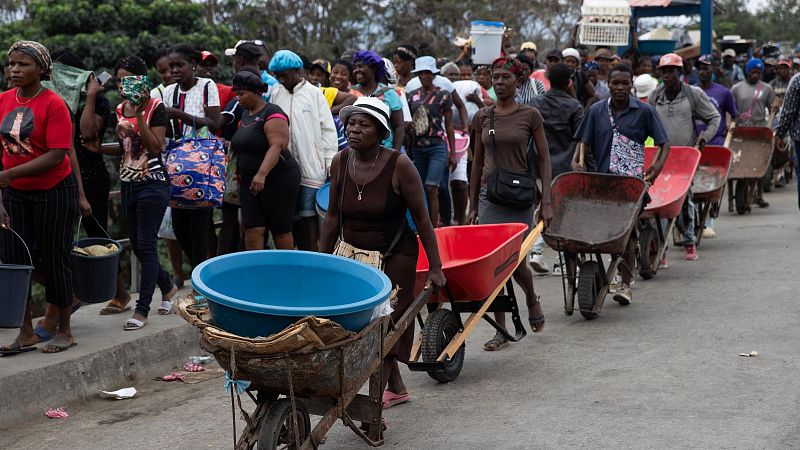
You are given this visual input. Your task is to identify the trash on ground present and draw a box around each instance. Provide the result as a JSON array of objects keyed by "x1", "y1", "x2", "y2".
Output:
[
  {"x1": 158, "y1": 372, "x2": 186, "y2": 382},
  {"x1": 98, "y1": 387, "x2": 137, "y2": 400},
  {"x1": 44, "y1": 407, "x2": 69, "y2": 419},
  {"x1": 188, "y1": 355, "x2": 214, "y2": 365},
  {"x1": 739, "y1": 351, "x2": 759, "y2": 357},
  {"x1": 183, "y1": 362, "x2": 206, "y2": 372}
]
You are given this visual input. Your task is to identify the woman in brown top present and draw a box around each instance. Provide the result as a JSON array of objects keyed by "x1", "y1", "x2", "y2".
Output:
[
  {"x1": 320, "y1": 97, "x2": 445, "y2": 410},
  {"x1": 468, "y1": 56, "x2": 553, "y2": 351}
]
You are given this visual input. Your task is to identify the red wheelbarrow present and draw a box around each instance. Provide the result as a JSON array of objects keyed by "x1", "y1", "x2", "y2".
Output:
[
  {"x1": 638, "y1": 146, "x2": 701, "y2": 279},
  {"x1": 692, "y1": 146, "x2": 733, "y2": 246},
  {"x1": 410, "y1": 222, "x2": 541, "y2": 382},
  {"x1": 543, "y1": 173, "x2": 647, "y2": 320}
]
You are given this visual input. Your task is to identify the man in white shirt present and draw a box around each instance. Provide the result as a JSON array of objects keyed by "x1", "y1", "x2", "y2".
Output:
[{"x1": 269, "y1": 50, "x2": 338, "y2": 251}]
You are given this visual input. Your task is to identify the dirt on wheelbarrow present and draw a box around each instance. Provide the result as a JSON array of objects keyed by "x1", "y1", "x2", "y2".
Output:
[
  {"x1": 549, "y1": 199, "x2": 638, "y2": 245},
  {"x1": 693, "y1": 165, "x2": 726, "y2": 193}
]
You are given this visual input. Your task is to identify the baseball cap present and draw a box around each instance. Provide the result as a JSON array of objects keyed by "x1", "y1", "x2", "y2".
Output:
[
  {"x1": 722, "y1": 48, "x2": 736, "y2": 58},
  {"x1": 695, "y1": 54, "x2": 713, "y2": 66},
  {"x1": 226, "y1": 41, "x2": 262, "y2": 60},
  {"x1": 311, "y1": 59, "x2": 332, "y2": 75},
  {"x1": 520, "y1": 42, "x2": 537, "y2": 52},
  {"x1": 225, "y1": 40, "x2": 268, "y2": 57},
  {"x1": 778, "y1": 57, "x2": 792, "y2": 67},
  {"x1": 658, "y1": 53, "x2": 683, "y2": 68},
  {"x1": 199, "y1": 51, "x2": 219, "y2": 66},
  {"x1": 546, "y1": 49, "x2": 562, "y2": 60},
  {"x1": 764, "y1": 57, "x2": 778, "y2": 66}
]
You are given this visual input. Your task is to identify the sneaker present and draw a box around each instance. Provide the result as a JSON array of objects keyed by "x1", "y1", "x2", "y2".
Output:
[
  {"x1": 659, "y1": 257, "x2": 669, "y2": 269},
  {"x1": 613, "y1": 285, "x2": 632, "y2": 305},
  {"x1": 702, "y1": 227, "x2": 716, "y2": 239},
  {"x1": 684, "y1": 245, "x2": 699, "y2": 261},
  {"x1": 528, "y1": 252, "x2": 550, "y2": 273}
]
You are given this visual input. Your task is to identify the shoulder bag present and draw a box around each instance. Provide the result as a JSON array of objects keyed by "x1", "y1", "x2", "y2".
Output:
[{"x1": 485, "y1": 106, "x2": 539, "y2": 209}]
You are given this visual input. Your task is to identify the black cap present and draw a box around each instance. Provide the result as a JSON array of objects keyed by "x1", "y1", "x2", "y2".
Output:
[
  {"x1": 235, "y1": 42, "x2": 262, "y2": 60},
  {"x1": 546, "y1": 49, "x2": 563, "y2": 60}
]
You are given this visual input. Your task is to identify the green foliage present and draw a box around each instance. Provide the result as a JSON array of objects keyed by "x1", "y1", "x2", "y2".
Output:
[{"x1": 0, "y1": 0, "x2": 235, "y2": 73}]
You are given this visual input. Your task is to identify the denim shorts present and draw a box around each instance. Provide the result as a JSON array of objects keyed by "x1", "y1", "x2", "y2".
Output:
[
  {"x1": 295, "y1": 185, "x2": 319, "y2": 218},
  {"x1": 412, "y1": 141, "x2": 448, "y2": 187}
]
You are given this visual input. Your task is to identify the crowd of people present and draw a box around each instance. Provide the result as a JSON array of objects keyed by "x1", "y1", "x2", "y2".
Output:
[{"x1": 0, "y1": 35, "x2": 797, "y2": 410}]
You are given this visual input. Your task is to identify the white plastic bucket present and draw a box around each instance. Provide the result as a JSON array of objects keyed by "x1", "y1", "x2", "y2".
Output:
[{"x1": 470, "y1": 21, "x2": 504, "y2": 65}]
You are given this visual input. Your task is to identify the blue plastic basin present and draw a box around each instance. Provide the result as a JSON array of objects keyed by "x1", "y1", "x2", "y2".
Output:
[{"x1": 191, "y1": 251, "x2": 392, "y2": 338}]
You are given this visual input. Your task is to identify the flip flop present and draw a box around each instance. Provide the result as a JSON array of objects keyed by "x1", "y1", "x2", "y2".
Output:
[
  {"x1": 99, "y1": 299, "x2": 131, "y2": 315},
  {"x1": 34, "y1": 325, "x2": 57, "y2": 342},
  {"x1": 0, "y1": 340, "x2": 38, "y2": 356},
  {"x1": 382, "y1": 391, "x2": 411, "y2": 409},
  {"x1": 41, "y1": 336, "x2": 77, "y2": 354},
  {"x1": 123, "y1": 318, "x2": 147, "y2": 331}
]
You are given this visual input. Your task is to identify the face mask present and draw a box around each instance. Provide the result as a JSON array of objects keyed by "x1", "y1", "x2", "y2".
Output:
[{"x1": 120, "y1": 75, "x2": 152, "y2": 105}]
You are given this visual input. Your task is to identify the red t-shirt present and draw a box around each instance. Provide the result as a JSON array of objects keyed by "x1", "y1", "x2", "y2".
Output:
[
  {"x1": 531, "y1": 70, "x2": 551, "y2": 92},
  {"x1": 217, "y1": 83, "x2": 235, "y2": 111},
  {"x1": 0, "y1": 88, "x2": 73, "y2": 190}
]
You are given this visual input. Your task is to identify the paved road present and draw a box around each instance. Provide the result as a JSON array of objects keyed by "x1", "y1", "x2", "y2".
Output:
[{"x1": 2, "y1": 185, "x2": 799, "y2": 449}]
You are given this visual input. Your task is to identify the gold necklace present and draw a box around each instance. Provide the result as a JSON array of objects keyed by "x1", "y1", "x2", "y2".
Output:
[
  {"x1": 15, "y1": 86, "x2": 44, "y2": 105},
  {"x1": 350, "y1": 149, "x2": 381, "y2": 201}
]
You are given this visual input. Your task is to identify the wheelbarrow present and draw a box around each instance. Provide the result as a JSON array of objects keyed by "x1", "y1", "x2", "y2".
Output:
[
  {"x1": 725, "y1": 126, "x2": 774, "y2": 214},
  {"x1": 184, "y1": 251, "x2": 435, "y2": 449},
  {"x1": 638, "y1": 146, "x2": 701, "y2": 279},
  {"x1": 691, "y1": 146, "x2": 733, "y2": 246},
  {"x1": 543, "y1": 172, "x2": 647, "y2": 320},
  {"x1": 410, "y1": 222, "x2": 542, "y2": 380}
]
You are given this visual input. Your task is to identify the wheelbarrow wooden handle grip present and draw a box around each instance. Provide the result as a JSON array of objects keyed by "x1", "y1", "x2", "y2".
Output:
[
  {"x1": 723, "y1": 122, "x2": 736, "y2": 149},
  {"x1": 578, "y1": 143, "x2": 585, "y2": 167}
]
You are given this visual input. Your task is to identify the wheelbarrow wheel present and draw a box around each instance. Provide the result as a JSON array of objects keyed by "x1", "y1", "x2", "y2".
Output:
[
  {"x1": 421, "y1": 309, "x2": 465, "y2": 383},
  {"x1": 577, "y1": 260, "x2": 601, "y2": 320},
  {"x1": 257, "y1": 398, "x2": 310, "y2": 450},
  {"x1": 637, "y1": 227, "x2": 658, "y2": 280},
  {"x1": 734, "y1": 181, "x2": 749, "y2": 215}
]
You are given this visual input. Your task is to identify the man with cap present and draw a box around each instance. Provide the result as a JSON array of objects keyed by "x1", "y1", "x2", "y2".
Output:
[
  {"x1": 770, "y1": 57, "x2": 793, "y2": 105},
  {"x1": 722, "y1": 49, "x2": 745, "y2": 85},
  {"x1": 695, "y1": 54, "x2": 738, "y2": 238},
  {"x1": 225, "y1": 40, "x2": 278, "y2": 100},
  {"x1": 531, "y1": 49, "x2": 562, "y2": 91},
  {"x1": 649, "y1": 53, "x2": 720, "y2": 261},
  {"x1": 519, "y1": 41, "x2": 539, "y2": 70},
  {"x1": 197, "y1": 50, "x2": 236, "y2": 115},
  {"x1": 269, "y1": 49, "x2": 338, "y2": 252}
]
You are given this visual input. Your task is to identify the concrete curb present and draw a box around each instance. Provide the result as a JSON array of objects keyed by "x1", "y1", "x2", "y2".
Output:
[{"x1": 0, "y1": 323, "x2": 202, "y2": 428}]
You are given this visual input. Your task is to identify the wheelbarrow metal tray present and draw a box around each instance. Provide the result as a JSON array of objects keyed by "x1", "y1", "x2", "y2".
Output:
[
  {"x1": 192, "y1": 250, "x2": 392, "y2": 338},
  {"x1": 728, "y1": 126, "x2": 774, "y2": 179},
  {"x1": 202, "y1": 317, "x2": 385, "y2": 399},
  {"x1": 693, "y1": 145, "x2": 733, "y2": 201},
  {"x1": 642, "y1": 146, "x2": 701, "y2": 219},
  {"x1": 543, "y1": 172, "x2": 646, "y2": 255},
  {"x1": 414, "y1": 223, "x2": 528, "y2": 302}
]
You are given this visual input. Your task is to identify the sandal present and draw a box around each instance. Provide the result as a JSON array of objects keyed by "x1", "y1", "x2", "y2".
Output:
[
  {"x1": 158, "y1": 284, "x2": 179, "y2": 315},
  {"x1": 41, "y1": 336, "x2": 77, "y2": 354},
  {"x1": 99, "y1": 298, "x2": 131, "y2": 315},
  {"x1": 33, "y1": 325, "x2": 57, "y2": 342},
  {"x1": 528, "y1": 296, "x2": 545, "y2": 333},
  {"x1": 483, "y1": 332, "x2": 508, "y2": 351},
  {"x1": 0, "y1": 339, "x2": 38, "y2": 356},
  {"x1": 123, "y1": 318, "x2": 147, "y2": 331}
]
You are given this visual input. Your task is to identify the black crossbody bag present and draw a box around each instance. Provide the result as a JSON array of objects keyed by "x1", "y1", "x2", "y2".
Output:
[{"x1": 486, "y1": 106, "x2": 539, "y2": 209}]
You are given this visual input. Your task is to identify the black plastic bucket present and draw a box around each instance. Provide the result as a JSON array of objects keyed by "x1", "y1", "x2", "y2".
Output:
[
  {"x1": 0, "y1": 228, "x2": 33, "y2": 328},
  {"x1": 71, "y1": 217, "x2": 122, "y2": 304}
]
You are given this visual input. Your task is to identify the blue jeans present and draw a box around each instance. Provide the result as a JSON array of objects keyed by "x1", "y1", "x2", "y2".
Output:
[
  {"x1": 412, "y1": 142, "x2": 448, "y2": 187},
  {"x1": 122, "y1": 181, "x2": 173, "y2": 317},
  {"x1": 679, "y1": 189, "x2": 696, "y2": 246}
]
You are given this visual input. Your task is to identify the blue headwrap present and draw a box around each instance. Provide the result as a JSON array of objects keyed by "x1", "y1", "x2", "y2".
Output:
[
  {"x1": 745, "y1": 58, "x2": 764, "y2": 75},
  {"x1": 583, "y1": 61, "x2": 599, "y2": 72},
  {"x1": 268, "y1": 50, "x2": 303, "y2": 73},
  {"x1": 352, "y1": 50, "x2": 387, "y2": 83}
]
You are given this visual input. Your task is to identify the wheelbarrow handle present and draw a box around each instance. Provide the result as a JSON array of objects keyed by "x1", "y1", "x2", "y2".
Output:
[{"x1": 383, "y1": 287, "x2": 433, "y2": 355}]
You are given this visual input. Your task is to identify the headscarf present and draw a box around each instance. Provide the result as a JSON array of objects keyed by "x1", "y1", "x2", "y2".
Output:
[
  {"x1": 583, "y1": 61, "x2": 600, "y2": 72},
  {"x1": 382, "y1": 58, "x2": 398, "y2": 85},
  {"x1": 8, "y1": 40, "x2": 52, "y2": 80},
  {"x1": 491, "y1": 56, "x2": 523, "y2": 79},
  {"x1": 745, "y1": 58, "x2": 764, "y2": 75},
  {"x1": 352, "y1": 50, "x2": 387, "y2": 83}
]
